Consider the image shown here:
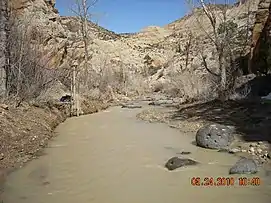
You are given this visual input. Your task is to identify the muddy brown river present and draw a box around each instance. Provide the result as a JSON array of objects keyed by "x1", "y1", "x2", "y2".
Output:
[{"x1": 2, "y1": 106, "x2": 271, "y2": 203}]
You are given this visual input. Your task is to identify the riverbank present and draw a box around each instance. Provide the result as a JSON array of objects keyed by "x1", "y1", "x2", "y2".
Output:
[
  {"x1": 0, "y1": 99, "x2": 109, "y2": 197},
  {"x1": 137, "y1": 99, "x2": 271, "y2": 171}
]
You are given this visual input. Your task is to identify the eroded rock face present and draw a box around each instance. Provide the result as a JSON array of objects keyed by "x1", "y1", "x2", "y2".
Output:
[
  {"x1": 165, "y1": 157, "x2": 199, "y2": 171},
  {"x1": 249, "y1": 0, "x2": 271, "y2": 74},
  {"x1": 10, "y1": 0, "x2": 58, "y2": 15},
  {"x1": 7, "y1": 0, "x2": 262, "y2": 99},
  {"x1": 196, "y1": 124, "x2": 235, "y2": 150}
]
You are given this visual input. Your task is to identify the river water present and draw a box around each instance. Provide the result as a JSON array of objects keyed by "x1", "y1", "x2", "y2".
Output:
[{"x1": 2, "y1": 106, "x2": 271, "y2": 203}]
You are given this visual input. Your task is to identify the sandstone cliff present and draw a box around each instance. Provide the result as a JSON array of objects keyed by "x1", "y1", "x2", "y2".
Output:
[{"x1": 250, "y1": 0, "x2": 271, "y2": 74}]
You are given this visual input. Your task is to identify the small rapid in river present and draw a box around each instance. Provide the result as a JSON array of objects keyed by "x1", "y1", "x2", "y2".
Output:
[{"x1": 2, "y1": 105, "x2": 271, "y2": 203}]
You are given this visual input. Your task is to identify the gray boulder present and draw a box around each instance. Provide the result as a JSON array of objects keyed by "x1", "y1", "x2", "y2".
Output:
[
  {"x1": 229, "y1": 158, "x2": 258, "y2": 174},
  {"x1": 196, "y1": 124, "x2": 235, "y2": 150},
  {"x1": 165, "y1": 157, "x2": 199, "y2": 171}
]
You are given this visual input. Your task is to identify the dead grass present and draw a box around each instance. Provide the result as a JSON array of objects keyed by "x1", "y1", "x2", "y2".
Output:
[
  {"x1": 0, "y1": 101, "x2": 68, "y2": 169},
  {"x1": 166, "y1": 71, "x2": 218, "y2": 101}
]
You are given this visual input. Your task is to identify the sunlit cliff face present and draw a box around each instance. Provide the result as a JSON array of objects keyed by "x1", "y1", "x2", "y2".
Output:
[{"x1": 9, "y1": 0, "x2": 58, "y2": 15}]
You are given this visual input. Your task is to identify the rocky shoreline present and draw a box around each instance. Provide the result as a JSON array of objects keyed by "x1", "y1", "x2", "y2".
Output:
[{"x1": 136, "y1": 98, "x2": 271, "y2": 174}]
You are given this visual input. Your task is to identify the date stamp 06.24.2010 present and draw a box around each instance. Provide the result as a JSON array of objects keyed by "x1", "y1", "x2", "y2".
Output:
[{"x1": 191, "y1": 177, "x2": 261, "y2": 187}]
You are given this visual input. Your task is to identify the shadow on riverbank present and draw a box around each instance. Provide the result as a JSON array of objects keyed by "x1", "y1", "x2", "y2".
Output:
[{"x1": 172, "y1": 99, "x2": 271, "y2": 143}]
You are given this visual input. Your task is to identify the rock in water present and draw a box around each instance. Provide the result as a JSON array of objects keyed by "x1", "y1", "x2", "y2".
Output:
[
  {"x1": 179, "y1": 151, "x2": 191, "y2": 155},
  {"x1": 165, "y1": 157, "x2": 199, "y2": 171},
  {"x1": 196, "y1": 124, "x2": 235, "y2": 150},
  {"x1": 229, "y1": 158, "x2": 258, "y2": 174},
  {"x1": 148, "y1": 100, "x2": 173, "y2": 106},
  {"x1": 121, "y1": 104, "x2": 142, "y2": 109}
]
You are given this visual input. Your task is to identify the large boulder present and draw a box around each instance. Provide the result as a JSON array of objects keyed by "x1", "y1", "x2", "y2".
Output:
[
  {"x1": 165, "y1": 157, "x2": 199, "y2": 171},
  {"x1": 229, "y1": 158, "x2": 258, "y2": 174},
  {"x1": 196, "y1": 124, "x2": 235, "y2": 149}
]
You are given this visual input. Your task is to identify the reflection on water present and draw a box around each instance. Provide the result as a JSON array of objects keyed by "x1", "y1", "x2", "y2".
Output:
[{"x1": 2, "y1": 107, "x2": 271, "y2": 203}]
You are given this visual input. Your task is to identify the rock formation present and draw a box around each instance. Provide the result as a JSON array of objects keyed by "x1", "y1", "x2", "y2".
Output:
[
  {"x1": 6, "y1": 0, "x2": 264, "y2": 101},
  {"x1": 249, "y1": 0, "x2": 271, "y2": 74}
]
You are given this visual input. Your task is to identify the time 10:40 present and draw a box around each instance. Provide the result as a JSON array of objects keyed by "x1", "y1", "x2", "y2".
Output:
[{"x1": 238, "y1": 177, "x2": 261, "y2": 186}]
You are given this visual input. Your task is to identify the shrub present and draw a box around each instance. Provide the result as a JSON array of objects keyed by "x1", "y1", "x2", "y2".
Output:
[{"x1": 5, "y1": 16, "x2": 60, "y2": 105}]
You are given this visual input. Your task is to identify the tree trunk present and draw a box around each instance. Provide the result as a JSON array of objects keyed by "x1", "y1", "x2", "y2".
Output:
[
  {"x1": 71, "y1": 65, "x2": 77, "y2": 116},
  {"x1": 0, "y1": 0, "x2": 9, "y2": 97},
  {"x1": 82, "y1": 0, "x2": 89, "y2": 87},
  {"x1": 220, "y1": 65, "x2": 227, "y2": 91},
  {"x1": 218, "y1": 49, "x2": 227, "y2": 100}
]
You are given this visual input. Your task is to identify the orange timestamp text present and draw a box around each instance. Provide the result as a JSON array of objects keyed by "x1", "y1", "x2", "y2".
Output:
[{"x1": 191, "y1": 177, "x2": 261, "y2": 187}]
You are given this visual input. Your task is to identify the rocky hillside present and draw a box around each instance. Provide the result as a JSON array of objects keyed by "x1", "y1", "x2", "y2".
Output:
[{"x1": 9, "y1": 0, "x2": 266, "y2": 102}]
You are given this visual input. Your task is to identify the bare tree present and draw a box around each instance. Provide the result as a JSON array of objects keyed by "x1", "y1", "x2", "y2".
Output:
[
  {"x1": 71, "y1": 0, "x2": 98, "y2": 84},
  {"x1": 70, "y1": 0, "x2": 98, "y2": 116},
  {"x1": 0, "y1": 0, "x2": 9, "y2": 97},
  {"x1": 0, "y1": 11, "x2": 62, "y2": 106},
  {"x1": 186, "y1": 0, "x2": 252, "y2": 99},
  {"x1": 184, "y1": 32, "x2": 193, "y2": 69},
  {"x1": 198, "y1": 0, "x2": 227, "y2": 97}
]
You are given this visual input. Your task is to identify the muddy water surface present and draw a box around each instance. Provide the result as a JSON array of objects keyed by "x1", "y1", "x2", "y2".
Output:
[{"x1": 2, "y1": 106, "x2": 271, "y2": 203}]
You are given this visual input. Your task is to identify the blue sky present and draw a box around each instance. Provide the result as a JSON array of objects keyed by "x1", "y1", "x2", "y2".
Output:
[{"x1": 55, "y1": 0, "x2": 236, "y2": 34}]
